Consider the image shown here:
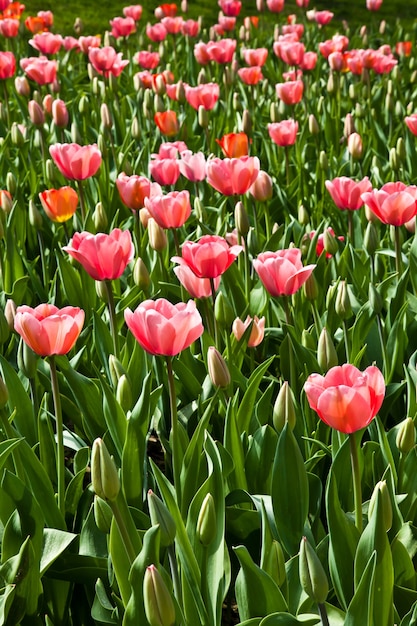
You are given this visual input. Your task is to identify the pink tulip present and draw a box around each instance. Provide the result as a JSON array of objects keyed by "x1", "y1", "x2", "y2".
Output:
[
  {"x1": 135, "y1": 51, "x2": 160, "y2": 70},
  {"x1": 78, "y1": 36, "x2": 101, "y2": 55},
  {"x1": 232, "y1": 315, "x2": 265, "y2": 347},
  {"x1": 185, "y1": 83, "x2": 220, "y2": 110},
  {"x1": 181, "y1": 19, "x2": 200, "y2": 37},
  {"x1": 249, "y1": 170, "x2": 273, "y2": 201},
  {"x1": 49, "y1": 143, "x2": 102, "y2": 181},
  {"x1": 300, "y1": 51, "x2": 317, "y2": 71},
  {"x1": 275, "y1": 80, "x2": 304, "y2": 105},
  {"x1": 267, "y1": 0, "x2": 285, "y2": 12},
  {"x1": 238, "y1": 66, "x2": 263, "y2": 85},
  {"x1": 206, "y1": 156, "x2": 260, "y2": 196},
  {"x1": 207, "y1": 38, "x2": 236, "y2": 64},
  {"x1": 242, "y1": 47, "x2": 268, "y2": 67},
  {"x1": 0, "y1": 18, "x2": 20, "y2": 38},
  {"x1": 63, "y1": 36, "x2": 81, "y2": 52},
  {"x1": 194, "y1": 42, "x2": 211, "y2": 65},
  {"x1": 304, "y1": 364, "x2": 385, "y2": 434},
  {"x1": 156, "y1": 141, "x2": 188, "y2": 159},
  {"x1": 123, "y1": 5, "x2": 143, "y2": 21},
  {"x1": 116, "y1": 173, "x2": 152, "y2": 210},
  {"x1": 276, "y1": 41, "x2": 305, "y2": 66},
  {"x1": 268, "y1": 119, "x2": 298, "y2": 147},
  {"x1": 63, "y1": 229, "x2": 134, "y2": 281},
  {"x1": 52, "y1": 99, "x2": 69, "y2": 127},
  {"x1": 325, "y1": 177, "x2": 372, "y2": 211},
  {"x1": 179, "y1": 150, "x2": 207, "y2": 182},
  {"x1": 29, "y1": 32, "x2": 63, "y2": 55},
  {"x1": 146, "y1": 22, "x2": 168, "y2": 42},
  {"x1": 361, "y1": 182, "x2": 417, "y2": 226},
  {"x1": 296, "y1": 0, "x2": 309, "y2": 6},
  {"x1": 218, "y1": 0, "x2": 242, "y2": 16},
  {"x1": 110, "y1": 16, "x2": 136, "y2": 38},
  {"x1": 145, "y1": 190, "x2": 191, "y2": 229},
  {"x1": 366, "y1": 0, "x2": 383, "y2": 10},
  {"x1": 253, "y1": 248, "x2": 316, "y2": 297},
  {"x1": 88, "y1": 46, "x2": 129, "y2": 77},
  {"x1": 172, "y1": 234, "x2": 243, "y2": 279},
  {"x1": 149, "y1": 157, "x2": 181, "y2": 186},
  {"x1": 125, "y1": 298, "x2": 204, "y2": 356},
  {"x1": 405, "y1": 114, "x2": 417, "y2": 136},
  {"x1": 313, "y1": 10, "x2": 334, "y2": 25},
  {"x1": 173, "y1": 263, "x2": 220, "y2": 299},
  {"x1": 0, "y1": 51, "x2": 15, "y2": 80},
  {"x1": 20, "y1": 56, "x2": 57, "y2": 85},
  {"x1": 161, "y1": 16, "x2": 184, "y2": 34},
  {"x1": 14, "y1": 304, "x2": 84, "y2": 357}
]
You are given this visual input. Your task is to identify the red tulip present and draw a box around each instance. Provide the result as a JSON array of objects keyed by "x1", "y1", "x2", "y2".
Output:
[
  {"x1": 206, "y1": 156, "x2": 260, "y2": 195},
  {"x1": 361, "y1": 182, "x2": 417, "y2": 226},
  {"x1": 275, "y1": 41, "x2": 305, "y2": 66},
  {"x1": 172, "y1": 234, "x2": 242, "y2": 279},
  {"x1": 116, "y1": 173, "x2": 152, "y2": 210},
  {"x1": 253, "y1": 248, "x2": 316, "y2": 297},
  {"x1": 218, "y1": 0, "x2": 242, "y2": 16},
  {"x1": 145, "y1": 190, "x2": 191, "y2": 229},
  {"x1": 125, "y1": 298, "x2": 204, "y2": 356},
  {"x1": 325, "y1": 176, "x2": 372, "y2": 211},
  {"x1": 268, "y1": 119, "x2": 298, "y2": 147},
  {"x1": 39, "y1": 187, "x2": 78, "y2": 223},
  {"x1": 49, "y1": 143, "x2": 102, "y2": 181},
  {"x1": 63, "y1": 229, "x2": 134, "y2": 281},
  {"x1": 135, "y1": 50, "x2": 160, "y2": 69},
  {"x1": 312, "y1": 10, "x2": 334, "y2": 25},
  {"x1": 206, "y1": 38, "x2": 236, "y2": 64},
  {"x1": 366, "y1": 0, "x2": 383, "y2": 9},
  {"x1": 267, "y1": 0, "x2": 285, "y2": 12},
  {"x1": 0, "y1": 18, "x2": 20, "y2": 38},
  {"x1": 216, "y1": 132, "x2": 249, "y2": 158},
  {"x1": 154, "y1": 111, "x2": 179, "y2": 136},
  {"x1": 304, "y1": 364, "x2": 385, "y2": 434},
  {"x1": 0, "y1": 51, "x2": 15, "y2": 79},
  {"x1": 14, "y1": 304, "x2": 84, "y2": 357}
]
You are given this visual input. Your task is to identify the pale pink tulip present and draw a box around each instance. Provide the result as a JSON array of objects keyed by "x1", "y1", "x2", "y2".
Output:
[{"x1": 253, "y1": 248, "x2": 315, "y2": 297}]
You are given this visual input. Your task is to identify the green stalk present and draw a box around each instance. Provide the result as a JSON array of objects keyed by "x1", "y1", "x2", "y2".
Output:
[
  {"x1": 166, "y1": 356, "x2": 181, "y2": 503},
  {"x1": 349, "y1": 431, "x2": 363, "y2": 534},
  {"x1": 77, "y1": 180, "x2": 87, "y2": 224},
  {"x1": 49, "y1": 356, "x2": 65, "y2": 518},
  {"x1": 108, "y1": 493, "x2": 139, "y2": 566},
  {"x1": 318, "y1": 602, "x2": 330, "y2": 626},
  {"x1": 103, "y1": 279, "x2": 119, "y2": 359},
  {"x1": 394, "y1": 225, "x2": 402, "y2": 276}
]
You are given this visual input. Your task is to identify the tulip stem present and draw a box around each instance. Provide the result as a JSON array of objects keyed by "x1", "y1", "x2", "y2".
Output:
[
  {"x1": 168, "y1": 544, "x2": 181, "y2": 601},
  {"x1": 394, "y1": 226, "x2": 402, "y2": 276},
  {"x1": 210, "y1": 278, "x2": 219, "y2": 347},
  {"x1": 104, "y1": 280, "x2": 119, "y2": 360},
  {"x1": 347, "y1": 212, "x2": 354, "y2": 247},
  {"x1": 49, "y1": 355, "x2": 66, "y2": 518},
  {"x1": 77, "y1": 180, "x2": 86, "y2": 224},
  {"x1": 318, "y1": 602, "x2": 330, "y2": 626},
  {"x1": 349, "y1": 431, "x2": 363, "y2": 533},
  {"x1": 135, "y1": 210, "x2": 141, "y2": 257},
  {"x1": 166, "y1": 356, "x2": 181, "y2": 503},
  {"x1": 343, "y1": 320, "x2": 350, "y2": 363},
  {"x1": 109, "y1": 493, "x2": 139, "y2": 566}
]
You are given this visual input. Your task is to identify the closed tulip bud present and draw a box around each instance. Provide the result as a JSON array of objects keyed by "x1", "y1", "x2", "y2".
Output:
[
  {"x1": 364, "y1": 222, "x2": 379, "y2": 257},
  {"x1": 233, "y1": 92, "x2": 242, "y2": 111},
  {"x1": 264, "y1": 540, "x2": 286, "y2": 587},
  {"x1": 4, "y1": 299, "x2": 16, "y2": 331},
  {"x1": 1, "y1": 191, "x2": 12, "y2": 214},
  {"x1": 335, "y1": 280, "x2": 352, "y2": 319},
  {"x1": 343, "y1": 113, "x2": 356, "y2": 138},
  {"x1": 396, "y1": 137, "x2": 406, "y2": 162},
  {"x1": 93, "y1": 494, "x2": 113, "y2": 533},
  {"x1": 100, "y1": 103, "x2": 112, "y2": 129},
  {"x1": 207, "y1": 347, "x2": 231, "y2": 388},
  {"x1": 116, "y1": 374, "x2": 133, "y2": 411},
  {"x1": 17, "y1": 338, "x2": 39, "y2": 379},
  {"x1": 92, "y1": 202, "x2": 108, "y2": 232},
  {"x1": 154, "y1": 94, "x2": 165, "y2": 114},
  {"x1": 379, "y1": 19, "x2": 386, "y2": 34},
  {"x1": 395, "y1": 100, "x2": 404, "y2": 118},
  {"x1": 348, "y1": 83, "x2": 356, "y2": 100},
  {"x1": 78, "y1": 95, "x2": 89, "y2": 115},
  {"x1": 143, "y1": 565, "x2": 176, "y2": 626},
  {"x1": 355, "y1": 102, "x2": 365, "y2": 118},
  {"x1": 6, "y1": 172, "x2": 16, "y2": 197},
  {"x1": 299, "y1": 537, "x2": 329, "y2": 605},
  {"x1": 396, "y1": 417, "x2": 415, "y2": 454},
  {"x1": 270, "y1": 102, "x2": 279, "y2": 123},
  {"x1": 326, "y1": 73, "x2": 335, "y2": 94},
  {"x1": 298, "y1": 205, "x2": 309, "y2": 225},
  {"x1": 197, "y1": 68, "x2": 207, "y2": 85},
  {"x1": 242, "y1": 109, "x2": 252, "y2": 136},
  {"x1": 347, "y1": 132, "x2": 363, "y2": 159},
  {"x1": 11, "y1": 122, "x2": 24, "y2": 146},
  {"x1": 273, "y1": 381, "x2": 296, "y2": 432},
  {"x1": 319, "y1": 151, "x2": 328, "y2": 171},
  {"x1": 97, "y1": 134, "x2": 106, "y2": 156},
  {"x1": 198, "y1": 105, "x2": 209, "y2": 129},
  {"x1": 108, "y1": 355, "x2": 128, "y2": 388},
  {"x1": 196, "y1": 493, "x2": 217, "y2": 546},
  {"x1": 0, "y1": 376, "x2": 8, "y2": 409},
  {"x1": 389, "y1": 147, "x2": 399, "y2": 171},
  {"x1": 176, "y1": 80, "x2": 186, "y2": 104},
  {"x1": 250, "y1": 170, "x2": 273, "y2": 202},
  {"x1": 29, "y1": 199, "x2": 42, "y2": 229},
  {"x1": 235, "y1": 201, "x2": 250, "y2": 237},
  {"x1": 368, "y1": 480, "x2": 392, "y2": 531},
  {"x1": 28, "y1": 100, "x2": 44, "y2": 126},
  {"x1": 71, "y1": 121, "x2": 82, "y2": 144},
  {"x1": 317, "y1": 327, "x2": 338, "y2": 371},
  {"x1": 45, "y1": 159, "x2": 56, "y2": 184},
  {"x1": 411, "y1": 71, "x2": 417, "y2": 85},
  {"x1": 214, "y1": 291, "x2": 235, "y2": 329},
  {"x1": 15, "y1": 76, "x2": 30, "y2": 98},
  {"x1": 308, "y1": 114, "x2": 319, "y2": 135},
  {"x1": 52, "y1": 99, "x2": 69, "y2": 128},
  {"x1": 368, "y1": 283, "x2": 383, "y2": 315},
  {"x1": 385, "y1": 93, "x2": 394, "y2": 112},
  {"x1": 95, "y1": 280, "x2": 108, "y2": 302},
  {"x1": 74, "y1": 16, "x2": 83, "y2": 34},
  {"x1": 131, "y1": 117, "x2": 141, "y2": 140},
  {"x1": 323, "y1": 229, "x2": 339, "y2": 256},
  {"x1": 133, "y1": 257, "x2": 151, "y2": 290},
  {"x1": 148, "y1": 217, "x2": 167, "y2": 251},
  {"x1": 303, "y1": 273, "x2": 319, "y2": 301},
  {"x1": 91, "y1": 438, "x2": 120, "y2": 502},
  {"x1": 148, "y1": 490, "x2": 176, "y2": 547}
]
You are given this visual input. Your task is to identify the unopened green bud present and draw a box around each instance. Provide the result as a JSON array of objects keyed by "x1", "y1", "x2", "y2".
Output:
[
  {"x1": 214, "y1": 291, "x2": 235, "y2": 329},
  {"x1": 299, "y1": 536, "x2": 329, "y2": 605},
  {"x1": 95, "y1": 280, "x2": 108, "y2": 302},
  {"x1": 264, "y1": 540, "x2": 286, "y2": 587},
  {"x1": 348, "y1": 83, "x2": 356, "y2": 100},
  {"x1": 148, "y1": 490, "x2": 176, "y2": 547},
  {"x1": 148, "y1": 217, "x2": 167, "y2": 252},
  {"x1": 6, "y1": 172, "x2": 16, "y2": 196},
  {"x1": 396, "y1": 137, "x2": 406, "y2": 162},
  {"x1": 196, "y1": 493, "x2": 217, "y2": 546},
  {"x1": 368, "y1": 480, "x2": 392, "y2": 531},
  {"x1": 323, "y1": 229, "x2": 339, "y2": 256},
  {"x1": 197, "y1": 68, "x2": 207, "y2": 85},
  {"x1": 143, "y1": 565, "x2": 176, "y2": 626},
  {"x1": 242, "y1": 109, "x2": 252, "y2": 135},
  {"x1": 364, "y1": 221, "x2": 379, "y2": 255},
  {"x1": 154, "y1": 94, "x2": 165, "y2": 113},
  {"x1": 308, "y1": 114, "x2": 319, "y2": 135},
  {"x1": 319, "y1": 151, "x2": 328, "y2": 171},
  {"x1": 92, "y1": 202, "x2": 108, "y2": 232},
  {"x1": 133, "y1": 257, "x2": 151, "y2": 291},
  {"x1": 385, "y1": 93, "x2": 394, "y2": 113},
  {"x1": 17, "y1": 338, "x2": 39, "y2": 379},
  {"x1": 410, "y1": 71, "x2": 417, "y2": 85},
  {"x1": 91, "y1": 438, "x2": 120, "y2": 502},
  {"x1": 29, "y1": 199, "x2": 42, "y2": 229},
  {"x1": 327, "y1": 73, "x2": 335, "y2": 94},
  {"x1": 116, "y1": 374, "x2": 133, "y2": 411},
  {"x1": 233, "y1": 92, "x2": 242, "y2": 111},
  {"x1": 235, "y1": 200, "x2": 250, "y2": 237},
  {"x1": 396, "y1": 417, "x2": 415, "y2": 454},
  {"x1": 198, "y1": 105, "x2": 209, "y2": 129},
  {"x1": 317, "y1": 327, "x2": 338, "y2": 371},
  {"x1": 131, "y1": 116, "x2": 141, "y2": 140},
  {"x1": 355, "y1": 102, "x2": 365, "y2": 119},
  {"x1": 335, "y1": 280, "x2": 352, "y2": 319},
  {"x1": 303, "y1": 273, "x2": 318, "y2": 301},
  {"x1": 317, "y1": 95, "x2": 324, "y2": 114},
  {"x1": 389, "y1": 147, "x2": 399, "y2": 171},
  {"x1": 93, "y1": 494, "x2": 113, "y2": 533},
  {"x1": 207, "y1": 347, "x2": 231, "y2": 388},
  {"x1": 78, "y1": 95, "x2": 89, "y2": 115},
  {"x1": 71, "y1": 121, "x2": 82, "y2": 144},
  {"x1": 298, "y1": 205, "x2": 309, "y2": 225},
  {"x1": 0, "y1": 376, "x2": 9, "y2": 409},
  {"x1": 11, "y1": 122, "x2": 24, "y2": 146},
  {"x1": 368, "y1": 283, "x2": 383, "y2": 315},
  {"x1": 395, "y1": 100, "x2": 404, "y2": 118},
  {"x1": 100, "y1": 102, "x2": 112, "y2": 129},
  {"x1": 4, "y1": 299, "x2": 16, "y2": 331},
  {"x1": 175, "y1": 80, "x2": 186, "y2": 104},
  {"x1": 108, "y1": 355, "x2": 128, "y2": 388},
  {"x1": 270, "y1": 102, "x2": 279, "y2": 123},
  {"x1": 273, "y1": 381, "x2": 296, "y2": 432},
  {"x1": 45, "y1": 158, "x2": 56, "y2": 184}
]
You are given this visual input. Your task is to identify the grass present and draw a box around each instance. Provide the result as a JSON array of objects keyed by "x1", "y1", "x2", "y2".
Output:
[{"x1": 20, "y1": 0, "x2": 417, "y2": 37}]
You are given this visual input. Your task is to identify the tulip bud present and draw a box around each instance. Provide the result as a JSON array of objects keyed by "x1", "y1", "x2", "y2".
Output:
[
  {"x1": 17, "y1": 338, "x2": 39, "y2": 379},
  {"x1": 308, "y1": 114, "x2": 319, "y2": 135},
  {"x1": 396, "y1": 137, "x2": 406, "y2": 163},
  {"x1": 108, "y1": 355, "x2": 128, "y2": 388},
  {"x1": 364, "y1": 221, "x2": 379, "y2": 255},
  {"x1": 148, "y1": 218, "x2": 167, "y2": 251},
  {"x1": 264, "y1": 540, "x2": 286, "y2": 587},
  {"x1": 116, "y1": 374, "x2": 133, "y2": 411},
  {"x1": 15, "y1": 76, "x2": 30, "y2": 98},
  {"x1": 52, "y1": 99, "x2": 69, "y2": 127},
  {"x1": 198, "y1": 105, "x2": 209, "y2": 129},
  {"x1": 207, "y1": 347, "x2": 231, "y2": 388},
  {"x1": 242, "y1": 109, "x2": 252, "y2": 136},
  {"x1": 93, "y1": 494, "x2": 113, "y2": 533},
  {"x1": 74, "y1": 16, "x2": 83, "y2": 34},
  {"x1": 368, "y1": 283, "x2": 383, "y2": 315},
  {"x1": 335, "y1": 280, "x2": 352, "y2": 319},
  {"x1": 95, "y1": 280, "x2": 108, "y2": 302},
  {"x1": 299, "y1": 536, "x2": 329, "y2": 605},
  {"x1": 343, "y1": 113, "x2": 356, "y2": 139},
  {"x1": 233, "y1": 92, "x2": 242, "y2": 111},
  {"x1": 250, "y1": 170, "x2": 273, "y2": 202},
  {"x1": 389, "y1": 147, "x2": 399, "y2": 171},
  {"x1": 148, "y1": 490, "x2": 176, "y2": 547},
  {"x1": 28, "y1": 100, "x2": 45, "y2": 126},
  {"x1": 11, "y1": 122, "x2": 25, "y2": 147},
  {"x1": 196, "y1": 493, "x2": 217, "y2": 546},
  {"x1": 273, "y1": 381, "x2": 296, "y2": 432},
  {"x1": 133, "y1": 257, "x2": 151, "y2": 291},
  {"x1": 347, "y1": 132, "x2": 363, "y2": 159},
  {"x1": 71, "y1": 121, "x2": 82, "y2": 144},
  {"x1": 131, "y1": 117, "x2": 141, "y2": 140},
  {"x1": 100, "y1": 103, "x2": 112, "y2": 129},
  {"x1": 235, "y1": 201, "x2": 250, "y2": 236},
  {"x1": 379, "y1": 19, "x2": 386, "y2": 34},
  {"x1": 319, "y1": 151, "x2": 328, "y2": 171},
  {"x1": 368, "y1": 480, "x2": 392, "y2": 531},
  {"x1": 385, "y1": 93, "x2": 394, "y2": 113},
  {"x1": 153, "y1": 94, "x2": 165, "y2": 113},
  {"x1": 411, "y1": 71, "x2": 417, "y2": 85},
  {"x1": 323, "y1": 229, "x2": 339, "y2": 256},
  {"x1": 91, "y1": 438, "x2": 120, "y2": 502},
  {"x1": 326, "y1": 73, "x2": 335, "y2": 94},
  {"x1": 270, "y1": 102, "x2": 279, "y2": 123},
  {"x1": 175, "y1": 80, "x2": 186, "y2": 104},
  {"x1": 298, "y1": 205, "x2": 309, "y2": 225},
  {"x1": 355, "y1": 102, "x2": 365, "y2": 119},
  {"x1": 396, "y1": 417, "x2": 415, "y2": 454},
  {"x1": 214, "y1": 291, "x2": 235, "y2": 329},
  {"x1": 1, "y1": 190, "x2": 12, "y2": 214},
  {"x1": 317, "y1": 327, "x2": 338, "y2": 371},
  {"x1": 303, "y1": 273, "x2": 318, "y2": 301},
  {"x1": 4, "y1": 299, "x2": 16, "y2": 331},
  {"x1": 29, "y1": 199, "x2": 43, "y2": 229},
  {"x1": 143, "y1": 565, "x2": 176, "y2": 626},
  {"x1": 78, "y1": 95, "x2": 89, "y2": 115},
  {"x1": 92, "y1": 202, "x2": 108, "y2": 232},
  {"x1": 197, "y1": 68, "x2": 207, "y2": 85}
]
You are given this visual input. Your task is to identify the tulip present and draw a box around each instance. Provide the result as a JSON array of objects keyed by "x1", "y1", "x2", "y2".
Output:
[
  {"x1": 149, "y1": 157, "x2": 181, "y2": 186},
  {"x1": 146, "y1": 22, "x2": 168, "y2": 42},
  {"x1": 313, "y1": 10, "x2": 334, "y2": 25},
  {"x1": 14, "y1": 303, "x2": 84, "y2": 357},
  {"x1": 91, "y1": 438, "x2": 120, "y2": 502},
  {"x1": 206, "y1": 156, "x2": 260, "y2": 195},
  {"x1": 249, "y1": 170, "x2": 273, "y2": 201},
  {"x1": 110, "y1": 16, "x2": 136, "y2": 38},
  {"x1": 161, "y1": 16, "x2": 184, "y2": 34},
  {"x1": 179, "y1": 150, "x2": 206, "y2": 182},
  {"x1": 20, "y1": 56, "x2": 57, "y2": 85},
  {"x1": 29, "y1": 32, "x2": 63, "y2": 55},
  {"x1": 232, "y1": 315, "x2": 265, "y2": 347},
  {"x1": 325, "y1": 176, "x2": 372, "y2": 211},
  {"x1": 299, "y1": 537, "x2": 329, "y2": 605},
  {"x1": 267, "y1": 0, "x2": 285, "y2": 11},
  {"x1": 145, "y1": 190, "x2": 191, "y2": 229},
  {"x1": 238, "y1": 66, "x2": 263, "y2": 85},
  {"x1": 304, "y1": 364, "x2": 385, "y2": 434},
  {"x1": 0, "y1": 51, "x2": 15, "y2": 80},
  {"x1": 52, "y1": 98, "x2": 69, "y2": 127},
  {"x1": 182, "y1": 19, "x2": 200, "y2": 37},
  {"x1": 116, "y1": 172, "x2": 152, "y2": 210},
  {"x1": 123, "y1": 4, "x2": 143, "y2": 20},
  {"x1": 366, "y1": 0, "x2": 383, "y2": 9},
  {"x1": 49, "y1": 142, "x2": 102, "y2": 181},
  {"x1": 276, "y1": 41, "x2": 305, "y2": 66},
  {"x1": 207, "y1": 346, "x2": 231, "y2": 388},
  {"x1": 143, "y1": 565, "x2": 176, "y2": 626},
  {"x1": 39, "y1": 187, "x2": 78, "y2": 223},
  {"x1": 275, "y1": 80, "x2": 304, "y2": 105},
  {"x1": 135, "y1": 50, "x2": 160, "y2": 70},
  {"x1": 216, "y1": 132, "x2": 249, "y2": 158},
  {"x1": 253, "y1": 248, "x2": 316, "y2": 297},
  {"x1": 347, "y1": 132, "x2": 363, "y2": 159},
  {"x1": 0, "y1": 18, "x2": 20, "y2": 38},
  {"x1": 268, "y1": 119, "x2": 298, "y2": 147},
  {"x1": 88, "y1": 46, "x2": 129, "y2": 78},
  {"x1": 242, "y1": 47, "x2": 268, "y2": 66},
  {"x1": 218, "y1": 0, "x2": 241, "y2": 16},
  {"x1": 63, "y1": 229, "x2": 134, "y2": 281},
  {"x1": 361, "y1": 182, "x2": 417, "y2": 226},
  {"x1": 172, "y1": 234, "x2": 243, "y2": 279},
  {"x1": 154, "y1": 110, "x2": 179, "y2": 136},
  {"x1": 185, "y1": 83, "x2": 220, "y2": 110},
  {"x1": 173, "y1": 263, "x2": 220, "y2": 299}
]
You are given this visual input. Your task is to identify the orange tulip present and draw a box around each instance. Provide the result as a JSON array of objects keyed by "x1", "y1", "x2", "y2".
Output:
[
  {"x1": 154, "y1": 110, "x2": 179, "y2": 136},
  {"x1": 25, "y1": 16, "x2": 46, "y2": 34},
  {"x1": 216, "y1": 132, "x2": 249, "y2": 158},
  {"x1": 39, "y1": 187, "x2": 78, "y2": 223}
]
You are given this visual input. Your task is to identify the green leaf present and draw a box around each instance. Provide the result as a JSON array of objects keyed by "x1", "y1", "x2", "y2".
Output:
[
  {"x1": 100, "y1": 374, "x2": 127, "y2": 460},
  {"x1": 40, "y1": 528, "x2": 77, "y2": 575},
  {"x1": 345, "y1": 552, "x2": 376, "y2": 626},
  {"x1": 245, "y1": 425, "x2": 278, "y2": 495},
  {"x1": 0, "y1": 355, "x2": 36, "y2": 445},
  {"x1": 259, "y1": 614, "x2": 320, "y2": 625},
  {"x1": 237, "y1": 356, "x2": 275, "y2": 434},
  {"x1": 224, "y1": 397, "x2": 248, "y2": 493}
]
